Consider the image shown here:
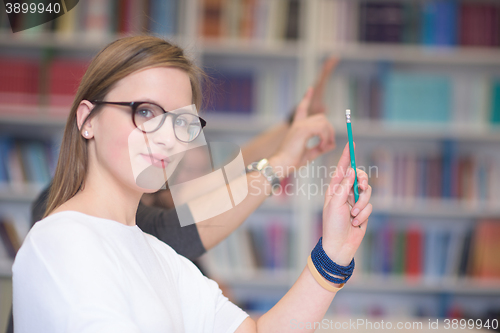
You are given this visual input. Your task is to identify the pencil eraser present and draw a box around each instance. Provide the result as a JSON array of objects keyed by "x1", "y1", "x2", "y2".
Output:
[{"x1": 346, "y1": 109, "x2": 351, "y2": 115}]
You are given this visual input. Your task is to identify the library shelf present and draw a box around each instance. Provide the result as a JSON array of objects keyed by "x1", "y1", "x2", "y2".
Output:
[
  {"x1": 1, "y1": 111, "x2": 500, "y2": 143},
  {"x1": 310, "y1": 197, "x2": 500, "y2": 219},
  {"x1": 0, "y1": 114, "x2": 66, "y2": 128},
  {"x1": 0, "y1": 185, "x2": 44, "y2": 203},
  {"x1": 1, "y1": 0, "x2": 499, "y2": 321},
  {"x1": 199, "y1": 38, "x2": 301, "y2": 59},
  {"x1": 337, "y1": 120, "x2": 500, "y2": 143},
  {"x1": 346, "y1": 276, "x2": 500, "y2": 296},
  {"x1": 368, "y1": 199, "x2": 500, "y2": 219},
  {"x1": 321, "y1": 43, "x2": 500, "y2": 66},
  {"x1": 203, "y1": 116, "x2": 500, "y2": 143},
  {"x1": 0, "y1": 31, "x2": 180, "y2": 51}
]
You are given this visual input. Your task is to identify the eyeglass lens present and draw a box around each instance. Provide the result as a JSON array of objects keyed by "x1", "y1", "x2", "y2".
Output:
[{"x1": 134, "y1": 103, "x2": 203, "y2": 142}]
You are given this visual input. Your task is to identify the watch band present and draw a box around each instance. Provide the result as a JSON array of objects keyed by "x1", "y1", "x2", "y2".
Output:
[{"x1": 246, "y1": 158, "x2": 281, "y2": 196}]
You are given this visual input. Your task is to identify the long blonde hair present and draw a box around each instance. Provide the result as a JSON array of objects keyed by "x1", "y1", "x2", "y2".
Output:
[{"x1": 44, "y1": 35, "x2": 205, "y2": 218}]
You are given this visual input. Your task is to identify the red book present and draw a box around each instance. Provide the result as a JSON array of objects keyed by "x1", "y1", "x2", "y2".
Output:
[
  {"x1": 48, "y1": 59, "x2": 88, "y2": 111},
  {"x1": 202, "y1": 0, "x2": 224, "y2": 37},
  {"x1": 405, "y1": 227, "x2": 422, "y2": 277},
  {"x1": 472, "y1": 220, "x2": 500, "y2": 279},
  {"x1": 0, "y1": 57, "x2": 40, "y2": 106},
  {"x1": 459, "y1": 3, "x2": 499, "y2": 47}
]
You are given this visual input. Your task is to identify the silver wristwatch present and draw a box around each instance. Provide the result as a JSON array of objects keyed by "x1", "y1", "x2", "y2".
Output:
[{"x1": 246, "y1": 158, "x2": 281, "y2": 195}]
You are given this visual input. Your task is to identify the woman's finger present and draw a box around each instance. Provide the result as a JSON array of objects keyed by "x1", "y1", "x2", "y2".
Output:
[
  {"x1": 352, "y1": 203, "x2": 372, "y2": 227},
  {"x1": 356, "y1": 169, "x2": 369, "y2": 191},
  {"x1": 293, "y1": 87, "x2": 313, "y2": 122},
  {"x1": 350, "y1": 185, "x2": 372, "y2": 219}
]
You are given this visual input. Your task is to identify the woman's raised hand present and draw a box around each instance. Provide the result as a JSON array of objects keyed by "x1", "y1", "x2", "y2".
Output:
[
  {"x1": 269, "y1": 88, "x2": 336, "y2": 176},
  {"x1": 321, "y1": 142, "x2": 372, "y2": 266}
]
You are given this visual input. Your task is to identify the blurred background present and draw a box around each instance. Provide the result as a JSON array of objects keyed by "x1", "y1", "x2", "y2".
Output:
[{"x1": 0, "y1": 0, "x2": 500, "y2": 331}]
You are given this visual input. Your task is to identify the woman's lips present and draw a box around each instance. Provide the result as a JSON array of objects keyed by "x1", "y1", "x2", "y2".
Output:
[{"x1": 140, "y1": 153, "x2": 171, "y2": 168}]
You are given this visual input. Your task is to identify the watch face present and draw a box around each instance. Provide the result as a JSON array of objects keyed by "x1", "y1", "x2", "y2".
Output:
[{"x1": 262, "y1": 166, "x2": 274, "y2": 177}]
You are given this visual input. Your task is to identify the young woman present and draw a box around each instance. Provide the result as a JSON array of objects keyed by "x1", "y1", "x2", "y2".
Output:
[{"x1": 13, "y1": 36, "x2": 372, "y2": 332}]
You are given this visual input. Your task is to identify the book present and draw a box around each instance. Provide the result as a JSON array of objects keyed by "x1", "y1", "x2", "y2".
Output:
[
  {"x1": 459, "y1": 3, "x2": 500, "y2": 48},
  {"x1": 359, "y1": 1, "x2": 404, "y2": 43},
  {"x1": 149, "y1": 0, "x2": 178, "y2": 36},
  {"x1": 0, "y1": 57, "x2": 40, "y2": 107},
  {"x1": 490, "y1": 80, "x2": 500, "y2": 125},
  {"x1": 48, "y1": 58, "x2": 88, "y2": 110},
  {"x1": 383, "y1": 72, "x2": 451, "y2": 123},
  {"x1": 205, "y1": 70, "x2": 254, "y2": 115},
  {"x1": 0, "y1": 218, "x2": 21, "y2": 259},
  {"x1": 405, "y1": 226, "x2": 423, "y2": 277}
]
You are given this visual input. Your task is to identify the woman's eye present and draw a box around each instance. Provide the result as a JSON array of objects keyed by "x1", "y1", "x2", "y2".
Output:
[
  {"x1": 175, "y1": 117, "x2": 188, "y2": 127},
  {"x1": 137, "y1": 109, "x2": 154, "y2": 118}
]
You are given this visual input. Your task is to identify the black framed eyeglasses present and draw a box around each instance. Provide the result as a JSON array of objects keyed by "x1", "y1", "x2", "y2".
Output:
[{"x1": 90, "y1": 101, "x2": 207, "y2": 143}]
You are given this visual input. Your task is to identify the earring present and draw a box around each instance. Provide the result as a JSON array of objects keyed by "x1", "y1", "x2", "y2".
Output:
[{"x1": 84, "y1": 130, "x2": 89, "y2": 137}]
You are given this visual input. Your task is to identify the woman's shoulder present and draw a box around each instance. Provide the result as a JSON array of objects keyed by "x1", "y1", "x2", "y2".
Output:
[{"x1": 25, "y1": 211, "x2": 116, "y2": 251}]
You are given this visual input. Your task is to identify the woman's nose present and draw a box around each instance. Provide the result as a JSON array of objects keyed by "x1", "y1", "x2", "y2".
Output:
[{"x1": 151, "y1": 116, "x2": 177, "y2": 149}]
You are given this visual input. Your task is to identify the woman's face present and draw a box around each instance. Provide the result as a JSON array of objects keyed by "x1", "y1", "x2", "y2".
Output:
[{"x1": 88, "y1": 66, "x2": 195, "y2": 193}]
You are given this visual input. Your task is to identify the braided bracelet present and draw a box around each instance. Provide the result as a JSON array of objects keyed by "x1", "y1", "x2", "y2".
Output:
[
  {"x1": 311, "y1": 237, "x2": 355, "y2": 285},
  {"x1": 307, "y1": 255, "x2": 344, "y2": 292}
]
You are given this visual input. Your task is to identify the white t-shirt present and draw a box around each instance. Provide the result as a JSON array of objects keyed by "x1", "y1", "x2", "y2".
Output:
[{"x1": 13, "y1": 211, "x2": 248, "y2": 333}]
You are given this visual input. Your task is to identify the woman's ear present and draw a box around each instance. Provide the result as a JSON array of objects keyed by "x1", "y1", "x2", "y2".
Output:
[{"x1": 76, "y1": 100, "x2": 95, "y2": 139}]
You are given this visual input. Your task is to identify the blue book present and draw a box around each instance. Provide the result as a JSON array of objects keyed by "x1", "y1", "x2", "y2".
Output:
[
  {"x1": 30, "y1": 142, "x2": 51, "y2": 184},
  {"x1": 422, "y1": 1, "x2": 437, "y2": 45},
  {"x1": 441, "y1": 140, "x2": 457, "y2": 199},
  {"x1": 491, "y1": 80, "x2": 500, "y2": 124},
  {"x1": 424, "y1": 227, "x2": 439, "y2": 280},
  {"x1": 206, "y1": 70, "x2": 254, "y2": 114},
  {"x1": 149, "y1": 0, "x2": 177, "y2": 36},
  {"x1": 383, "y1": 72, "x2": 451, "y2": 123},
  {"x1": 434, "y1": 1, "x2": 458, "y2": 46},
  {"x1": 437, "y1": 231, "x2": 451, "y2": 277},
  {"x1": 0, "y1": 138, "x2": 11, "y2": 184}
]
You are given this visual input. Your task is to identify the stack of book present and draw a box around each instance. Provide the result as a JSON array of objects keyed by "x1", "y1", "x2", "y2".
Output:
[
  {"x1": 201, "y1": 0, "x2": 301, "y2": 41},
  {"x1": 317, "y1": 0, "x2": 500, "y2": 48},
  {"x1": 353, "y1": 216, "x2": 500, "y2": 281},
  {"x1": 327, "y1": 72, "x2": 500, "y2": 127},
  {"x1": 0, "y1": 56, "x2": 88, "y2": 116},
  {"x1": 368, "y1": 142, "x2": 499, "y2": 206},
  {"x1": 0, "y1": 0, "x2": 179, "y2": 36},
  {"x1": 0, "y1": 137, "x2": 56, "y2": 191},
  {"x1": 200, "y1": 215, "x2": 293, "y2": 278}
]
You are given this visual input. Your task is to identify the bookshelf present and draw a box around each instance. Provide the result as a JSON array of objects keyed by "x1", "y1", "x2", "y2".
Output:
[{"x1": 0, "y1": 0, "x2": 500, "y2": 328}]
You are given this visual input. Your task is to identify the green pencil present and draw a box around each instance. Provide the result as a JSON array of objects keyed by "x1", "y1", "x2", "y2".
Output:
[{"x1": 345, "y1": 109, "x2": 359, "y2": 202}]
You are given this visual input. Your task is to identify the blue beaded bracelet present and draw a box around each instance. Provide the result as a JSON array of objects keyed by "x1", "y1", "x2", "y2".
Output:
[{"x1": 311, "y1": 237, "x2": 355, "y2": 284}]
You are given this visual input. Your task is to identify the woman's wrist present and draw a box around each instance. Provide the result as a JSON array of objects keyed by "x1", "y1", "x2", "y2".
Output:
[
  {"x1": 310, "y1": 237, "x2": 355, "y2": 286},
  {"x1": 321, "y1": 245, "x2": 353, "y2": 267},
  {"x1": 268, "y1": 154, "x2": 294, "y2": 180}
]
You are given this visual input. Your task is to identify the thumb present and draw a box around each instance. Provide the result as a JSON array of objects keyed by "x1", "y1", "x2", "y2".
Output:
[{"x1": 293, "y1": 87, "x2": 313, "y2": 122}]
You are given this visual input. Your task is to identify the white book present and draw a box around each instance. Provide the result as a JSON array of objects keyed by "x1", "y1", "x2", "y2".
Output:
[{"x1": 223, "y1": 0, "x2": 241, "y2": 39}]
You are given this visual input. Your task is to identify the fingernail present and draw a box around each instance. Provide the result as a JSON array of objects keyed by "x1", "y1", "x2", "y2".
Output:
[
  {"x1": 353, "y1": 219, "x2": 360, "y2": 226},
  {"x1": 347, "y1": 168, "x2": 352, "y2": 177},
  {"x1": 352, "y1": 208, "x2": 359, "y2": 216}
]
